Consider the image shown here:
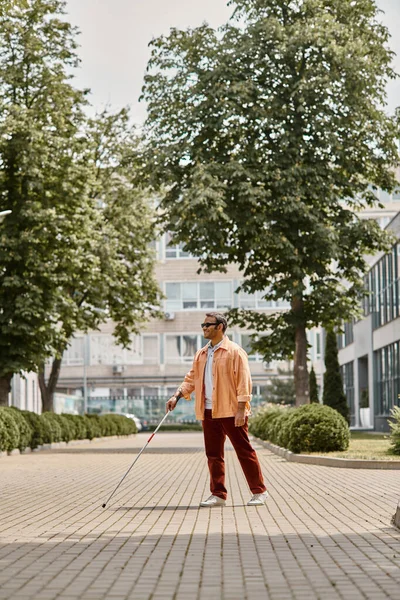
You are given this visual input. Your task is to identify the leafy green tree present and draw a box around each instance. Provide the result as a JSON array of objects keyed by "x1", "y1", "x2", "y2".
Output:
[
  {"x1": 38, "y1": 108, "x2": 162, "y2": 411},
  {"x1": 309, "y1": 365, "x2": 319, "y2": 403},
  {"x1": 264, "y1": 369, "x2": 295, "y2": 405},
  {"x1": 0, "y1": 1, "x2": 161, "y2": 409},
  {"x1": 322, "y1": 330, "x2": 349, "y2": 423},
  {"x1": 0, "y1": 0, "x2": 89, "y2": 405},
  {"x1": 141, "y1": 0, "x2": 398, "y2": 405}
]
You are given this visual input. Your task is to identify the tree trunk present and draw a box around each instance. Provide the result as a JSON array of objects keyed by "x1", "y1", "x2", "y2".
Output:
[
  {"x1": 38, "y1": 357, "x2": 63, "y2": 412},
  {"x1": 292, "y1": 297, "x2": 309, "y2": 406},
  {"x1": 0, "y1": 373, "x2": 13, "y2": 406}
]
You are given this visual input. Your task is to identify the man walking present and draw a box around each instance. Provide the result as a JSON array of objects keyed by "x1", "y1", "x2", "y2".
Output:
[{"x1": 166, "y1": 312, "x2": 268, "y2": 507}]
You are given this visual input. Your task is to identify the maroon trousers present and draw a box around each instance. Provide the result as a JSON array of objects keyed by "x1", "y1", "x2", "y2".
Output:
[{"x1": 202, "y1": 409, "x2": 266, "y2": 500}]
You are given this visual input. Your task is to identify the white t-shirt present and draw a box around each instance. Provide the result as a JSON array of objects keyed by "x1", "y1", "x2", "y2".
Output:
[{"x1": 204, "y1": 339, "x2": 223, "y2": 409}]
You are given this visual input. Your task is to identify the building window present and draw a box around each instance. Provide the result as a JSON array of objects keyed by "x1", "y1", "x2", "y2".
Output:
[
  {"x1": 89, "y1": 334, "x2": 159, "y2": 366},
  {"x1": 340, "y1": 362, "x2": 355, "y2": 426},
  {"x1": 164, "y1": 232, "x2": 191, "y2": 259},
  {"x1": 165, "y1": 281, "x2": 233, "y2": 311},
  {"x1": 165, "y1": 334, "x2": 202, "y2": 363},
  {"x1": 374, "y1": 341, "x2": 400, "y2": 417},
  {"x1": 362, "y1": 242, "x2": 399, "y2": 329},
  {"x1": 308, "y1": 329, "x2": 322, "y2": 359},
  {"x1": 143, "y1": 336, "x2": 159, "y2": 364},
  {"x1": 240, "y1": 334, "x2": 266, "y2": 363},
  {"x1": 63, "y1": 337, "x2": 85, "y2": 366},
  {"x1": 337, "y1": 320, "x2": 354, "y2": 350},
  {"x1": 238, "y1": 289, "x2": 290, "y2": 309},
  {"x1": 316, "y1": 332, "x2": 321, "y2": 358}
]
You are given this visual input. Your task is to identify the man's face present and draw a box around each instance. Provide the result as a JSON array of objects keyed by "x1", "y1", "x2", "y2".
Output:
[{"x1": 201, "y1": 315, "x2": 221, "y2": 340}]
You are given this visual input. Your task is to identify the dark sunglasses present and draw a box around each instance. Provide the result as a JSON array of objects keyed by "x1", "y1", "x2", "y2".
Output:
[{"x1": 201, "y1": 322, "x2": 219, "y2": 329}]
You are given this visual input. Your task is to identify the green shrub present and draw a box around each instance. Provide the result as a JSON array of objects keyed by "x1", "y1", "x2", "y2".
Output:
[
  {"x1": 84, "y1": 414, "x2": 102, "y2": 439},
  {"x1": 52, "y1": 414, "x2": 75, "y2": 442},
  {"x1": 270, "y1": 410, "x2": 294, "y2": 448},
  {"x1": 20, "y1": 410, "x2": 47, "y2": 448},
  {"x1": 8, "y1": 407, "x2": 33, "y2": 451},
  {"x1": 99, "y1": 414, "x2": 137, "y2": 436},
  {"x1": 389, "y1": 406, "x2": 400, "y2": 455},
  {"x1": 100, "y1": 414, "x2": 119, "y2": 436},
  {"x1": 85, "y1": 414, "x2": 137, "y2": 437},
  {"x1": 39, "y1": 412, "x2": 63, "y2": 443},
  {"x1": 249, "y1": 404, "x2": 292, "y2": 443},
  {"x1": 0, "y1": 408, "x2": 20, "y2": 452},
  {"x1": 147, "y1": 423, "x2": 203, "y2": 432},
  {"x1": 62, "y1": 414, "x2": 87, "y2": 440},
  {"x1": 282, "y1": 404, "x2": 350, "y2": 453}
]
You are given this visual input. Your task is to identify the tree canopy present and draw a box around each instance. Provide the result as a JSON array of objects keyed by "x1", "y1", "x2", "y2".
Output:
[
  {"x1": 141, "y1": 0, "x2": 399, "y2": 403},
  {"x1": 0, "y1": 0, "x2": 161, "y2": 408}
]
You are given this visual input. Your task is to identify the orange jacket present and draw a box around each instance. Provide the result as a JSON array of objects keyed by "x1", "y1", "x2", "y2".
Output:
[{"x1": 179, "y1": 336, "x2": 253, "y2": 420}]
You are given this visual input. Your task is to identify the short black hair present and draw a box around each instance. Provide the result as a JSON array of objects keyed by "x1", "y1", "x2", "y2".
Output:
[{"x1": 205, "y1": 312, "x2": 228, "y2": 333}]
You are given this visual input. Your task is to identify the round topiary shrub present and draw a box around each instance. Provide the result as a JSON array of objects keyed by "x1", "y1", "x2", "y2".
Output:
[
  {"x1": 20, "y1": 410, "x2": 47, "y2": 449},
  {"x1": 8, "y1": 407, "x2": 33, "y2": 451},
  {"x1": 0, "y1": 408, "x2": 20, "y2": 452},
  {"x1": 282, "y1": 403, "x2": 350, "y2": 454},
  {"x1": 39, "y1": 412, "x2": 63, "y2": 443}
]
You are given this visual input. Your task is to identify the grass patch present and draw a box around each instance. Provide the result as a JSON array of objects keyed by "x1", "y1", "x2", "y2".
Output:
[{"x1": 306, "y1": 431, "x2": 400, "y2": 460}]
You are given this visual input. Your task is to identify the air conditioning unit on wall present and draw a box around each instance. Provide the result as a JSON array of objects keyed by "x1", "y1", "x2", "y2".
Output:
[
  {"x1": 164, "y1": 312, "x2": 175, "y2": 321},
  {"x1": 112, "y1": 365, "x2": 124, "y2": 375}
]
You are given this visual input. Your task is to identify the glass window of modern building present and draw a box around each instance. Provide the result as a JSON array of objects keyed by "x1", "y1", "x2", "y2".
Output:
[
  {"x1": 164, "y1": 232, "x2": 191, "y2": 259},
  {"x1": 165, "y1": 281, "x2": 233, "y2": 311},
  {"x1": 63, "y1": 336, "x2": 85, "y2": 366},
  {"x1": 238, "y1": 288, "x2": 290, "y2": 309},
  {"x1": 337, "y1": 320, "x2": 354, "y2": 350},
  {"x1": 363, "y1": 243, "x2": 399, "y2": 328},
  {"x1": 340, "y1": 361, "x2": 355, "y2": 426},
  {"x1": 374, "y1": 341, "x2": 400, "y2": 417},
  {"x1": 240, "y1": 334, "x2": 267, "y2": 362},
  {"x1": 89, "y1": 334, "x2": 159, "y2": 366},
  {"x1": 165, "y1": 334, "x2": 202, "y2": 363}
]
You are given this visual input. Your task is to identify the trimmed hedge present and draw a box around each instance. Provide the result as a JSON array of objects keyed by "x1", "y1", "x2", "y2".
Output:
[
  {"x1": 8, "y1": 407, "x2": 33, "y2": 451},
  {"x1": 0, "y1": 408, "x2": 138, "y2": 452},
  {"x1": 0, "y1": 408, "x2": 20, "y2": 452},
  {"x1": 85, "y1": 414, "x2": 137, "y2": 437},
  {"x1": 147, "y1": 423, "x2": 203, "y2": 432},
  {"x1": 249, "y1": 403, "x2": 350, "y2": 453},
  {"x1": 39, "y1": 413, "x2": 63, "y2": 443},
  {"x1": 20, "y1": 410, "x2": 47, "y2": 448}
]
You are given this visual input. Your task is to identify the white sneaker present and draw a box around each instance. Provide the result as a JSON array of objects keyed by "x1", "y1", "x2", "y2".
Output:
[
  {"x1": 247, "y1": 492, "x2": 269, "y2": 506},
  {"x1": 200, "y1": 495, "x2": 226, "y2": 507}
]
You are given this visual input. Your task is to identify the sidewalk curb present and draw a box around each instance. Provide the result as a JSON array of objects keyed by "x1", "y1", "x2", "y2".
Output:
[
  {"x1": 252, "y1": 436, "x2": 400, "y2": 469},
  {"x1": 0, "y1": 434, "x2": 136, "y2": 458}
]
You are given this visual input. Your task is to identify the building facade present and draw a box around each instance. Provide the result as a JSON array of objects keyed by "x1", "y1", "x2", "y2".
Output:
[
  {"x1": 9, "y1": 372, "x2": 41, "y2": 413},
  {"x1": 338, "y1": 212, "x2": 400, "y2": 431}
]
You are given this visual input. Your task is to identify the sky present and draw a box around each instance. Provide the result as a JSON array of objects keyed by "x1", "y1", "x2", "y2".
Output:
[{"x1": 65, "y1": 0, "x2": 400, "y2": 124}]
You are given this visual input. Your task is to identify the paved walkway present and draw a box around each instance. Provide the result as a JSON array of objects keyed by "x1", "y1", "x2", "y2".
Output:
[{"x1": 0, "y1": 432, "x2": 399, "y2": 600}]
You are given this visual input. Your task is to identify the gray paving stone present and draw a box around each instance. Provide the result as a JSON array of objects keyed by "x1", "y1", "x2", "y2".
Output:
[{"x1": 0, "y1": 432, "x2": 399, "y2": 600}]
